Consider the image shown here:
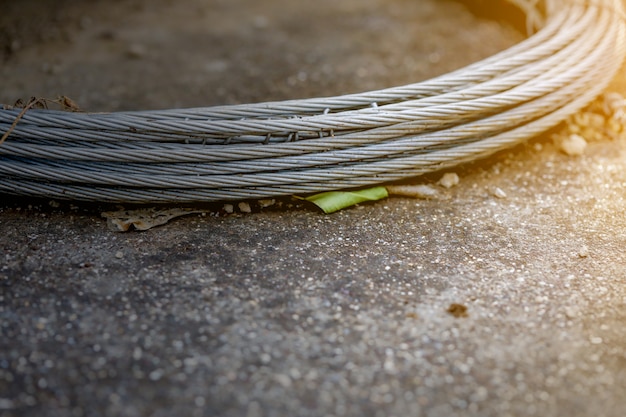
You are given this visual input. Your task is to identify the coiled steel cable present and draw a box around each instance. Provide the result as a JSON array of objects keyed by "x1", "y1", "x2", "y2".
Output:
[{"x1": 0, "y1": 0, "x2": 625, "y2": 203}]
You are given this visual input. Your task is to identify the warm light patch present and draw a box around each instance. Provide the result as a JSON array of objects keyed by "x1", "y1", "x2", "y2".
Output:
[{"x1": 551, "y1": 92, "x2": 626, "y2": 156}]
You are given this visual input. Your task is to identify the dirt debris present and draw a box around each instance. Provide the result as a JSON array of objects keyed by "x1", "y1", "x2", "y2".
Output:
[
  {"x1": 447, "y1": 303, "x2": 469, "y2": 318},
  {"x1": 101, "y1": 207, "x2": 207, "y2": 232}
]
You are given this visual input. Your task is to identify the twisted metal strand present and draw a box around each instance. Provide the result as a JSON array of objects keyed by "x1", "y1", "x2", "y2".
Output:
[{"x1": 0, "y1": 0, "x2": 624, "y2": 203}]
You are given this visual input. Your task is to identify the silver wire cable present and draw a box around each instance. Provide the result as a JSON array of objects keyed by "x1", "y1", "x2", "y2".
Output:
[{"x1": 0, "y1": 0, "x2": 624, "y2": 203}]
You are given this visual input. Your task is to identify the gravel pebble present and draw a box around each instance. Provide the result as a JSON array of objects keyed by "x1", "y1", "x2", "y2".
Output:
[
  {"x1": 439, "y1": 172, "x2": 460, "y2": 189},
  {"x1": 491, "y1": 187, "x2": 507, "y2": 199},
  {"x1": 238, "y1": 202, "x2": 252, "y2": 213},
  {"x1": 560, "y1": 134, "x2": 588, "y2": 156}
]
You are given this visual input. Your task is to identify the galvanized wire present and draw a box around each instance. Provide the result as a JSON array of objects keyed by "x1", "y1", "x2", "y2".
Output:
[{"x1": 1, "y1": 0, "x2": 625, "y2": 203}]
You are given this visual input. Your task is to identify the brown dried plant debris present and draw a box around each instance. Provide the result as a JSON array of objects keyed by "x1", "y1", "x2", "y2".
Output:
[
  {"x1": 447, "y1": 303, "x2": 469, "y2": 318},
  {"x1": 101, "y1": 208, "x2": 208, "y2": 232},
  {"x1": 0, "y1": 95, "x2": 82, "y2": 145}
]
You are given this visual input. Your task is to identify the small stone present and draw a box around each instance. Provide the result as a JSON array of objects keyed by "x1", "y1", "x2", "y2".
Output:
[
  {"x1": 257, "y1": 199, "x2": 276, "y2": 208},
  {"x1": 564, "y1": 306, "x2": 579, "y2": 319},
  {"x1": 126, "y1": 43, "x2": 147, "y2": 59},
  {"x1": 590, "y1": 337, "x2": 603, "y2": 345},
  {"x1": 115, "y1": 251, "x2": 124, "y2": 259},
  {"x1": 238, "y1": 202, "x2": 252, "y2": 213},
  {"x1": 491, "y1": 187, "x2": 507, "y2": 199},
  {"x1": 438, "y1": 172, "x2": 459, "y2": 189},
  {"x1": 0, "y1": 399, "x2": 15, "y2": 410},
  {"x1": 607, "y1": 117, "x2": 622, "y2": 134},
  {"x1": 578, "y1": 245, "x2": 589, "y2": 258},
  {"x1": 149, "y1": 369, "x2": 164, "y2": 381},
  {"x1": 223, "y1": 204, "x2": 234, "y2": 214},
  {"x1": 604, "y1": 92, "x2": 626, "y2": 117},
  {"x1": 560, "y1": 134, "x2": 587, "y2": 156},
  {"x1": 274, "y1": 374, "x2": 292, "y2": 388}
]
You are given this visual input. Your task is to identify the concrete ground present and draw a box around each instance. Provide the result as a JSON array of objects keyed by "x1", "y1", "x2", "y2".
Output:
[{"x1": 2, "y1": 1, "x2": 626, "y2": 416}]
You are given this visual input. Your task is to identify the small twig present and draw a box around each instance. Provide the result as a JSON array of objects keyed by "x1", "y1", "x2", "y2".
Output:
[
  {"x1": 386, "y1": 184, "x2": 439, "y2": 199},
  {"x1": 57, "y1": 95, "x2": 81, "y2": 112},
  {"x1": 0, "y1": 97, "x2": 41, "y2": 145},
  {"x1": 0, "y1": 95, "x2": 81, "y2": 146}
]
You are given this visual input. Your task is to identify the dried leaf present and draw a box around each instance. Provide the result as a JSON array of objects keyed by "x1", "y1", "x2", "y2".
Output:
[{"x1": 101, "y1": 208, "x2": 206, "y2": 232}]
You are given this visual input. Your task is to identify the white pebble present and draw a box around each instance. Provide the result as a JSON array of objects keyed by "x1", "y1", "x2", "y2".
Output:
[
  {"x1": 149, "y1": 369, "x2": 164, "y2": 381},
  {"x1": 438, "y1": 172, "x2": 460, "y2": 189},
  {"x1": 590, "y1": 337, "x2": 603, "y2": 345},
  {"x1": 223, "y1": 204, "x2": 234, "y2": 214},
  {"x1": 238, "y1": 202, "x2": 252, "y2": 213},
  {"x1": 274, "y1": 374, "x2": 292, "y2": 388},
  {"x1": 491, "y1": 187, "x2": 507, "y2": 199},
  {"x1": 560, "y1": 134, "x2": 587, "y2": 156}
]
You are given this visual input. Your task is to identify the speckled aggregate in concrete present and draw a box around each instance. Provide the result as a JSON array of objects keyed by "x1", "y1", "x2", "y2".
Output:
[{"x1": 3, "y1": 137, "x2": 626, "y2": 417}]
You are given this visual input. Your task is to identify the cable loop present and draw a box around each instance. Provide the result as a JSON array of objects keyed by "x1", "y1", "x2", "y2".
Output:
[{"x1": 0, "y1": 0, "x2": 624, "y2": 202}]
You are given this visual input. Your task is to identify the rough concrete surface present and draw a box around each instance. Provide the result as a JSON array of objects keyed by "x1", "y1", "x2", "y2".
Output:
[{"x1": 2, "y1": 1, "x2": 626, "y2": 417}]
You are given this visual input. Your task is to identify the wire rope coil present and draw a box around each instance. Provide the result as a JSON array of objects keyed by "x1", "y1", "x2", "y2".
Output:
[{"x1": 0, "y1": 0, "x2": 625, "y2": 203}]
